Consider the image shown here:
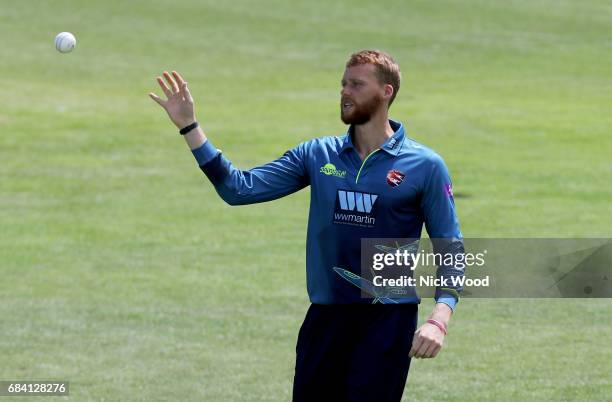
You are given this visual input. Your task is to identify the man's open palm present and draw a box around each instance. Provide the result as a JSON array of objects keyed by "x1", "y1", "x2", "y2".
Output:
[{"x1": 149, "y1": 70, "x2": 196, "y2": 129}]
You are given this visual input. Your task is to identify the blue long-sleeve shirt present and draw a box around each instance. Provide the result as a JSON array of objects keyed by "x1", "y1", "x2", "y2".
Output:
[{"x1": 191, "y1": 119, "x2": 464, "y2": 309}]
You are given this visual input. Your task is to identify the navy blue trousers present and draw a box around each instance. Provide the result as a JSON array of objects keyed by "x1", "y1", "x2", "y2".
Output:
[{"x1": 292, "y1": 303, "x2": 418, "y2": 402}]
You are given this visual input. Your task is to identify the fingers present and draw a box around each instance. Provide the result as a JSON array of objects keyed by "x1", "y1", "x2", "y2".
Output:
[
  {"x1": 421, "y1": 341, "x2": 439, "y2": 359},
  {"x1": 172, "y1": 71, "x2": 193, "y2": 102},
  {"x1": 172, "y1": 70, "x2": 185, "y2": 86},
  {"x1": 409, "y1": 326, "x2": 444, "y2": 359},
  {"x1": 152, "y1": 70, "x2": 194, "y2": 113},
  {"x1": 414, "y1": 337, "x2": 432, "y2": 358},
  {"x1": 408, "y1": 330, "x2": 423, "y2": 358},
  {"x1": 157, "y1": 76, "x2": 173, "y2": 98},
  {"x1": 163, "y1": 71, "x2": 179, "y2": 95},
  {"x1": 182, "y1": 82, "x2": 194, "y2": 103},
  {"x1": 429, "y1": 343, "x2": 442, "y2": 358},
  {"x1": 148, "y1": 92, "x2": 166, "y2": 107}
]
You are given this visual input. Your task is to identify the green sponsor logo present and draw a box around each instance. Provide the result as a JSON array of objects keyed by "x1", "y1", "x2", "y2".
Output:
[{"x1": 320, "y1": 163, "x2": 346, "y2": 178}]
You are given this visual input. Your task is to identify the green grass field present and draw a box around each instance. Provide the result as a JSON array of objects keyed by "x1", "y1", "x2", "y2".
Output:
[{"x1": 1, "y1": 0, "x2": 611, "y2": 400}]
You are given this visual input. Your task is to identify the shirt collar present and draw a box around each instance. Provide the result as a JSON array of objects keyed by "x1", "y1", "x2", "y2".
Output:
[{"x1": 340, "y1": 119, "x2": 405, "y2": 156}]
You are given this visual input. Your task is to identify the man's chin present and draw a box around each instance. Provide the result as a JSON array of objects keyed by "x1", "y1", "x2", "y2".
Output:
[{"x1": 341, "y1": 111, "x2": 371, "y2": 125}]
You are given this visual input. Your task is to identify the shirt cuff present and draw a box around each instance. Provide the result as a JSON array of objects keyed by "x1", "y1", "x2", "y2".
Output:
[
  {"x1": 191, "y1": 140, "x2": 220, "y2": 166},
  {"x1": 435, "y1": 295, "x2": 457, "y2": 311}
]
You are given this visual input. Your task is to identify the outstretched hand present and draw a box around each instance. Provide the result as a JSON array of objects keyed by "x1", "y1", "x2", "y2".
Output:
[{"x1": 149, "y1": 71, "x2": 196, "y2": 129}]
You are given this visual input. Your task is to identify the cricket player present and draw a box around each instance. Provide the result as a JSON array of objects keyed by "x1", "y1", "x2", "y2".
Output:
[{"x1": 150, "y1": 50, "x2": 464, "y2": 402}]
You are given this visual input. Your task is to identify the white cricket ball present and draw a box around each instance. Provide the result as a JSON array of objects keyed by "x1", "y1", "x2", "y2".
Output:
[{"x1": 55, "y1": 32, "x2": 76, "y2": 53}]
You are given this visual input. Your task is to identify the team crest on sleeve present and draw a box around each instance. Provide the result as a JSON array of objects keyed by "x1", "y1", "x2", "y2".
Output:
[{"x1": 386, "y1": 169, "x2": 405, "y2": 187}]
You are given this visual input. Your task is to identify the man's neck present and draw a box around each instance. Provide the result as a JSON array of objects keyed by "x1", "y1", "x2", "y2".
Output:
[{"x1": 352, "y1": 112, "x2": 395, "y2": 160}]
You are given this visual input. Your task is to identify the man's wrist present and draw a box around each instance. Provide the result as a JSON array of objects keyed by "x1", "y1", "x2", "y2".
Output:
[
  {"x1": 184, "y1": 125, "x2": 207, "y2": 151},
  {"x1": 429, "y1": 302, "x2": 452, "y2": 327},
  {"x1": 179, "y1": 121, "x2": 199, "y2": 135},
  {"x1": 426, "y1": 318, "x2": 448, "y2": 335},
  {"x1": 174, "y1": 118, "x2": 197, "y2": 129}
]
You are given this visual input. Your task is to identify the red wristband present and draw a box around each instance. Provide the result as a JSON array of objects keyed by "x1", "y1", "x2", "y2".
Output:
[{"x1": 426, "y1": 319, "x2": 448, "y2": 335}]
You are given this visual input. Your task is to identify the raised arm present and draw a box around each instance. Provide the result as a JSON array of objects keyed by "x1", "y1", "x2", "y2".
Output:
[
  {"x1": 149, "y1": 70, "x2": 206, "y2": 150},
  {"x1": 149, "y1": 71, "x2": 309, "y2": 205}
]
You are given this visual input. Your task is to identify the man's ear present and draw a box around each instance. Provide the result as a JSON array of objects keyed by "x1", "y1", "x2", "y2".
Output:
[{"x1": 384, "y1": 84, "x2": 394, "y2": 101}]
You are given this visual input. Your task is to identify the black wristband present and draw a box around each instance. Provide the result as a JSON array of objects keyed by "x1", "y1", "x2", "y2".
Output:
[{"x1": 179, "y1": 121, "x2": 199, "y2": 135}]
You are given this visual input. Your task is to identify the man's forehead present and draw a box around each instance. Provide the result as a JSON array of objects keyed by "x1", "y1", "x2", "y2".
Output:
[{"x1": 342, "y1": 64, "x2": 378, "y2": 80}]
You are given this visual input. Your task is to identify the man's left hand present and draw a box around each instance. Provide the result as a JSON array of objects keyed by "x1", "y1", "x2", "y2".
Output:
[
  {"x1": 408, "y1": 322, "x2": 445, "y2": 359},
  {"x1": 409, "y1": 303, "x2": 451, "y2": 359}
]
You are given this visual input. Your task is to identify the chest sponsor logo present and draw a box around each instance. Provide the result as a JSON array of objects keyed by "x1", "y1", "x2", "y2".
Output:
[
  {"x1": 386, "y1": 169, "x2": 405, "y2": 187},
  {"x1": 333, "y1": 190, "x2": 378, "y2": 227},
  {"x1": 320, "y1": 163, "x2": 346, "y2": 178}
]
